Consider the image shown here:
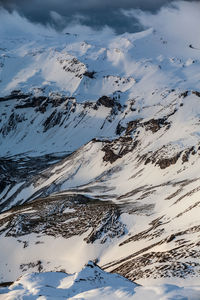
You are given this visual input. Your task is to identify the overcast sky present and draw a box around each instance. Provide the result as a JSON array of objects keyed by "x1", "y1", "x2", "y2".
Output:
[{"x1": 0, "y1": 0, "x2": 194, "y2": 33}]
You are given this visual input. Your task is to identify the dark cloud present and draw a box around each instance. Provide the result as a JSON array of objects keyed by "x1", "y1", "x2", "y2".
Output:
[{"x1": 0, "y1": 0, "x2": 197, "y2": 33}]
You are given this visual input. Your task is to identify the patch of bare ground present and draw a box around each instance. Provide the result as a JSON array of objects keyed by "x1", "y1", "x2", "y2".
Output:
[
  {"x1": 0, "y1": 194, "x2": 126, "y2": 244},
  {"x1": 102, "y1": 224, "x2": 200, "y2": 281},
  {"x1": 110, "y1": 246, "x2": 200, "y2": 281}
]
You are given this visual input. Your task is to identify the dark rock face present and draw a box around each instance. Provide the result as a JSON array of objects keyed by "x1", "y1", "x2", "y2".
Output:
[
  {"x1": 143, "y1": 118, "x2": 170, "y2": 133},
  {"x1": 156, "y1": 153, "x2": 181, "y2": 169},
  {"x1": 101, "y1": 115, "x2": 172, "y2": 167},
  {"x1": 0, "y1": 282, "x2": 13, "y2": 288},
  {"x1": 97, "y1": 96, "x2": 115, "y2": 108},
  {"x1": 182, "y1": 147, "x2": 196, "y2": 163},
  {"x1": 0, "y1": 91, "x2": 30, "y2": 102},
  {"x1": 125, "y1": 116, "x2": 170, "y2": 136},
  {"x1": 101, "y1": 134, "x2": 138, "y2": 164},
  {"x1": 83, "y1": 71, "x2": 96, "y2": 79},
  {"x1": 144, "y1": 144, "x2": 196, "y2": 169},
  {"x1": 179, "y1": 91, "x2": 189, "y2": 98},
  {"x1": 15, "y1": 96, "x2": 47, "y2": 109},
  {"x1": 43, "y1": 110, "x2": 63, "y2": 132},
  {"x1": 125, "y1": 120, "x2": 140, "y2": 135},
  {"x1": 102, "y1": 145, "x2": 121, "y2": 164},
  {"x1": 0, "y1": 113, "x2": 26, "y2": 136},
  {"x1": 115, "y1": 122, "x2": 126, "y2": 135},
  {"x1": 192, "y1": 90, "x2": 200, "y2": 97},
  {"x1": 15, "y1": 94, "x2": 73, "y2": 111}
]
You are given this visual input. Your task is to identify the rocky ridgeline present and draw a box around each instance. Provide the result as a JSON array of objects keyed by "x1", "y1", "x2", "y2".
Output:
[{"x1": 0, "y1": 92, "x2": 123, "y2": 137}]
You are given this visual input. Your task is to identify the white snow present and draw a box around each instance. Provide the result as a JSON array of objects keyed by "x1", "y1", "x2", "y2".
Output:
[{"x1": 0, "y1": 266, "x2": 200, "y2": 299}]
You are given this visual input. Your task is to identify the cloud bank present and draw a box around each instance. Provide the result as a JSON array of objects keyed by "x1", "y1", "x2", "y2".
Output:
[
  {"x1": 124, "y1": 1, "x2": 200, "y2": 48},
  {"x1": 0, "y1": 0, "x2": 198, "y2": 33}
]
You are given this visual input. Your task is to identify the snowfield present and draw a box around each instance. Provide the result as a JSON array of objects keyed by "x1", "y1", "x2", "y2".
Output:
[{"x1": 1, "y1": 262, "x2": 200, "y2": 300}]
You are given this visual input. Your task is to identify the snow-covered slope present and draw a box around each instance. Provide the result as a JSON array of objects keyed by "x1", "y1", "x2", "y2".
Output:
[
  {"x1": 1, "y1": 4, "x2": 200, "y2": 294},
  {"x1": 1, "y1": 262, "x2": 200, "y2": 300},
  {"x1": 0, "y1": 262, "x2": 137, "y2": 299}
]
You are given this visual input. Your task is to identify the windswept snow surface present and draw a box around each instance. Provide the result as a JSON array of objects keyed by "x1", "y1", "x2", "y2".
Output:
[{"x1": 0, "y1": 264, "x2": 200, "y2": 300}]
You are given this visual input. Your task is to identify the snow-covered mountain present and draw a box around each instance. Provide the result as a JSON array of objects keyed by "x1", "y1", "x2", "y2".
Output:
[{"x1": 1, "y1": 4, "x2": 200, "y2": 297}]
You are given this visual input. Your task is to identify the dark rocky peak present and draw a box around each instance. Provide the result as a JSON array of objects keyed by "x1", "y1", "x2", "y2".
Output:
[{"x1": 96, "y1": 96, "x2": 116, "y2": 108}]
